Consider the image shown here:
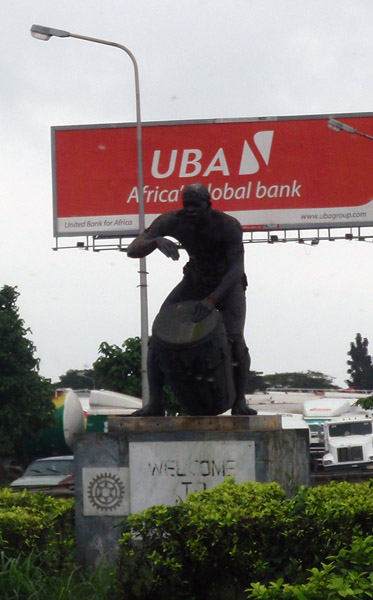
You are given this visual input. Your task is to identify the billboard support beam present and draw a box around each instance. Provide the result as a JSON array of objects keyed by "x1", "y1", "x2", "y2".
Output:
[{"x1": 52, "y1": 226, "x2": 373, "y2": 251}]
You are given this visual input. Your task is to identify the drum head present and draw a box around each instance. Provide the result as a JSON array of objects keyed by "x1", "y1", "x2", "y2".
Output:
[{"x1": 152, "y1": 300, "x2": 221, "y2": 348}]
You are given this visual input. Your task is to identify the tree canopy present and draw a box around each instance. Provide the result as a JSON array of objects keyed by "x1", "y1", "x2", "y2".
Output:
[
  {"x1": 54, "y1": 368, "x2": 100, "y2": 391},
  {"x1": 92, "y1": 337, "x2": 180, "y2": 414},
  {"x1": 263, "y1": 370, "x2": 337, "y2": 390},
  {"x1": 346, "y1": 333, "x2": 373, "y2": 390},
  {"x1": 0, "y1": 285, "x2": 54, "y2": 459},
  {"x1": 93, "y1": 337, "x2": 142, "y2": 397}
]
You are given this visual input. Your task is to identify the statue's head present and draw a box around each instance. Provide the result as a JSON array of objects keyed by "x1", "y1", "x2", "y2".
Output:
[
  {"x1": 182, "y1": 183, "x2": 211, "y2": 205},
  {"x1": 182, "y1": 183, "x2": 211, "y2": 223}
]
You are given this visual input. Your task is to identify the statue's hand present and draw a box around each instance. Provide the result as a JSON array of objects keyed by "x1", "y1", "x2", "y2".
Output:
[
  {"x1": 156, "y1": 237, "x2": 180, "y2": 260},
  {"x1": 191, "y1": 297, "x2": 215, "y2": 322}
]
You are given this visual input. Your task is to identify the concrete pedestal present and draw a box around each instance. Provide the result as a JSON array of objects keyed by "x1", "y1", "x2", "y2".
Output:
[{"x1": 74, "y1": 415, "x2": 310, "y2": 567}]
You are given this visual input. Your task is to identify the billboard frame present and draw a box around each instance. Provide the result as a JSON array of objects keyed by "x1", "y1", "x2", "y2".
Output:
[{"x1": 51, "y1": 111, "x2": 373, "y2": 240}]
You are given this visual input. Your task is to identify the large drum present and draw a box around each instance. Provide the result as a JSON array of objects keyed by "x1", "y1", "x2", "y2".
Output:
[{"x1": 152, "y1": 301, "x2": 235, "y2": 415}]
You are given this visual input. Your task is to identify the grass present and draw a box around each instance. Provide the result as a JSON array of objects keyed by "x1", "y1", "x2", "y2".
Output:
[{"x1": 0, "y1": 550, "x2": 118, "y2": 600}]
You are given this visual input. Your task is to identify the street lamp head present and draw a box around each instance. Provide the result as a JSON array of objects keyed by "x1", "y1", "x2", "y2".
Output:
[
  {"x1": 30, "y1": 24, "x2": 70, "y2": 41},
  {"x1": 328, "y1": 119, "x2": 342, "y2": 132},
  {"x1": 328, "y1": 118, "x2": 357, "y2": 134}
]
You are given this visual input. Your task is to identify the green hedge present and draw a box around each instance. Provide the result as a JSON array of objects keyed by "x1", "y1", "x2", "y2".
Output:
[
  {"x1": 279, "y1": 480, "x2": 373, "y2": 579},
  {"x1": 3, "y1": 479, "x2": 373, "y2": 599},
  {"x1": 0, "y1": 488, "x2": 119, "y2": 599},
  {"x1": 0, "y1": 488, "x2": 75, "y2": 570},
  {"x1": 117, "y1": 478, "x2": 373, "y2": 600},
  {"x1": 247, "y1": 535, "x2": 373, "y2": 599}
]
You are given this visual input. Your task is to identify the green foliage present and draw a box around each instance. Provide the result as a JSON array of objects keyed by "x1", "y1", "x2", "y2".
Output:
[
  {"x1": 93, "y1": 337, "x2": 142, "y2": 397},
  {"x1": 4, "y1": 480, "x2": 373, "y2": 599},
  {"x1": 279, "y1": 481, "x2": 373, "y2": 580},
  {"x1": 346, "y1": 333, "x2": 373, "y2": 390},
  {"x1": 54, "y1": 368, "x2": 100, "y2": 391},
  {"x1": 0, "y1": 488, "x2": 118, "y2": 599},
  {"x1": 118, "y1": 478, "x2": 287, "y2": 599},
  {"x1": 355, "y1": 394, "x2": 373, "y2": 410},
  {"x1": 93, "y1": 336, "x2": 181, "y2": 414},
  {"x1": 0, "y1": 550, "x2": 118, "y2": 600},
  {"x1": 263, "y1": 370, "x2": 337, "y2": 390},
  {"x1": 246, "y1": 535, "x2": 373, "y2": 599},
  {"x1": 117, "y1": 479, "x2": 373, "y2": 600},
  {"x1": 0, "y1": 285, "x2": 54, "y2": 458},
  {"x1": 0, "y1": 487, "x2": 75, "y2": 569}
]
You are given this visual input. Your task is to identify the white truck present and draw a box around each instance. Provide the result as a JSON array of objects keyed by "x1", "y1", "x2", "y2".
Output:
[
  {"x1": 322, "y1": 414, "x2": 373, "y2": 469},
  {"x1": 302, "y1": 396, "x2": 373, "y2": 470},
  {"x1": 302, "y1": 397, "x2": 359, "y2": 467}
]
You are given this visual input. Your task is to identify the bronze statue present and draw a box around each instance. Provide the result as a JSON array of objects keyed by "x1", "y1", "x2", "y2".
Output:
[{"x1": 127, "y1": 183, "x2": 257, "y2": 416}]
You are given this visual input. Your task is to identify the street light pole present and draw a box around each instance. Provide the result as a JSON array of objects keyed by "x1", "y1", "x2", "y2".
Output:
[{"x1": 31, "y1": 24, "x2": 149, "y2": 404}]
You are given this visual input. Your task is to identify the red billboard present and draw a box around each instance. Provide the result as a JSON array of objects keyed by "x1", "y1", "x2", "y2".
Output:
[{"x1": 51, "y1": 113, "x2": 373, "y2": 237}]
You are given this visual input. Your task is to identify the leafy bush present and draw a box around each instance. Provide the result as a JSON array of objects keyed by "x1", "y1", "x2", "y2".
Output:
[
  {"x1": 0, "y1": 489, "x2": 119, "y2": 599},
  {"x1": 0, "y1": 488, "x2": 75, "y2": 570},
  {"x1": 118, "y1": 478, "x2": 288, "y2": 600},
  {"x1": 117, "y1": 479, "x2": 373, "y2": 600},
  {"x1": 280, "y1": 480, "x2": 373, "y2": 579},
  {"x1": 4, "y1": 478, "x2": 373, "y2": 599},
  {"x1": 246, "y1": 535, "x2": 373, "y2": 599}
]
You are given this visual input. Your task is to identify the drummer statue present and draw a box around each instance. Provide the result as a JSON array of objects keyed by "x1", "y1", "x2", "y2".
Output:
[{"x1": 127, "y1": 182, "x2": 257, "y2": 417}]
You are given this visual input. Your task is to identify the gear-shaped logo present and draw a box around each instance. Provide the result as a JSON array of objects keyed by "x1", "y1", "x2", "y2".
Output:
[{"x1": 87, "y1": 472, "x2": 125, "y2": 511}]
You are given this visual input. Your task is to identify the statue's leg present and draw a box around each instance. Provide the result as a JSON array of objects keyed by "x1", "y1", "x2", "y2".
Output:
[
  {"x1": 130, "y1": 339, "x2": 166, "y2": 416},
  {"x1": 230, "y1": 335, "x2": 257, "y2": 415},
  {"x1": 219, "y1": 283, "x2": 257, "y2": 416}
]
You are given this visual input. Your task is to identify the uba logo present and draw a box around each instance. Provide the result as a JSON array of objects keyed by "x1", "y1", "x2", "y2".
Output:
[{"x1": 150, "y1": 131, "x2": 274, "y2": 178}]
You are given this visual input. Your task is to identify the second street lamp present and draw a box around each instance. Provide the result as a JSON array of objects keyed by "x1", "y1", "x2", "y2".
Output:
[
  {"x1": 328, "y1": 118, "x2": 373, "y2": 140},
  {"x1": 31, "y1": 24, "x2": 149, "y2": 404}
]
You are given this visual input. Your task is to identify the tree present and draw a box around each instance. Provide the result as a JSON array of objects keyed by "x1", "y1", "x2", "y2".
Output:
[
  {"x1": 245, "y1": 371, "x2": 266, "y2": 393},
  {"x1": 0, "y1": 285, "x2": 54, "y2": 460},
  {"x1": 263, "y1": 370, "x2": 338, "y2": 390},
  {"x1": 93, "y1": 337, "x2": 142, "y2": 397},
  {"x1": 355, "y1": 395, "x2": 373, "y2": 410},
  {"x1": 346, "y1": 333, "x2": 373, "y2": 390},
  {"x1": 93, "y1": 337, "x2": 180, "y2": 414},
  {"x1": 54, "y1": 368, "x2": 100, "y2": 390}
]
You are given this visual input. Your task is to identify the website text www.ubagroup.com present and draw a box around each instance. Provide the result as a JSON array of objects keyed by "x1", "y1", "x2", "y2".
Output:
[{"x1": 301, "y1": 211, "x2": 367, "y2": 221}]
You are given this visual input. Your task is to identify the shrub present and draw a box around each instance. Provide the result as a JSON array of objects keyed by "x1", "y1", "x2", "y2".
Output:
[
  {"x1": 280, "y1": 480, "x2": 373, "y2": 580},
  {"x1": 0, "y1": 487, "x2": 75, "y2": 570},
  {"x1": 0, "y1": 488, "x2": 120, "y2": 599},
  {"x1": 246, "y1": 535, "x2": 373, "y2": 599},
  {"x1": 117, "y1": 479, "x2": 373, "y2": 600},
  {"x1": 118, "y1": 478, "x2": 288, "y2": 600}
]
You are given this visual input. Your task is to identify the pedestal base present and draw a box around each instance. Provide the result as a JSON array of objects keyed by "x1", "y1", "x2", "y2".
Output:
[{"x1": 74, "y1": 415, "x2": 310, "y2": 567}]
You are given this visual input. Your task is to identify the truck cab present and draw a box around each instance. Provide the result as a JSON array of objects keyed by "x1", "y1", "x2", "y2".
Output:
[{"x1": 322, "y1": 415, "x2": 373, "y2": 468}]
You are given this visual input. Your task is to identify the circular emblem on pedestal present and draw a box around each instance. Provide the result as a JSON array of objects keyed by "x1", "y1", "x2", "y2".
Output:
[{"x1": 87, "y1": 472, "x2": 125, "y2": 511}]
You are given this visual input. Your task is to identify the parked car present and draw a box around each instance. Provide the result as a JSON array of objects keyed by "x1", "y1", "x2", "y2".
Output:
[{"x1": 10, "y1": 456, "x2": 74, "y2": 497}]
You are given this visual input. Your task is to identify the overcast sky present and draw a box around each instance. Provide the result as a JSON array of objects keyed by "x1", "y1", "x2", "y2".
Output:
[{"x1": 1, "y1": 0, "x2": 373, "y2": 387}]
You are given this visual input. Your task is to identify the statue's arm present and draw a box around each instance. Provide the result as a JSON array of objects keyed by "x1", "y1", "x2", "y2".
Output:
[
  {"x1": 127, "y1": 215, "x2": 180, "y2": 260},
  {"x1": 127, "y1": 234, "x2": 156, "y2": 258}
]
